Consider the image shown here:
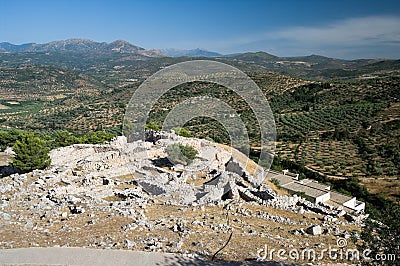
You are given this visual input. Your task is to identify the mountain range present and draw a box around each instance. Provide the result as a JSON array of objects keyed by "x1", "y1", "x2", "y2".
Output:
[
  {"x1": 0, "y1": 39, "x2": 165, "y2": 57},
  {"x1": 161, "y1": 48, "x2": 222, "y2": 57},
  {"x1": 0, "y1": 39, "x2": 224, "y2": 58},
  {"x1": 1, "y1": 38, "x2": 399, "y2": 80}
]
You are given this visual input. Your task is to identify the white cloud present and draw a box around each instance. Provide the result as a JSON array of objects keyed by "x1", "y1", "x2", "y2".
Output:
[
  {"x1": 160, "y1": 16, "x2": 400, "y2": 58},
  {"x1": 206, "y1": 16, "x2": 400, "y2": 58},
  {"x1": 272, "y1": 16, "x2": 400, "y2": 46}
]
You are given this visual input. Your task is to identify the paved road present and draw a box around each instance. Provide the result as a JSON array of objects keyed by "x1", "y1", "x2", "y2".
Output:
[
  {"x1": 0, "y1": 247, "x2": 294, "y2": 266},
  {"x1": 0, "y1": 247, "x2": 198, "y2": 266}
]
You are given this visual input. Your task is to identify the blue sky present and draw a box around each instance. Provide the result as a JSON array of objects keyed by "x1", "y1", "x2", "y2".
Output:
[{"x1": 1, "y1": 0, "x2": 400, "y2": 59}]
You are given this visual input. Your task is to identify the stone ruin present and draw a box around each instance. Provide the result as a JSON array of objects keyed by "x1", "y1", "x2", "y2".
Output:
[
  {"x1": 1, "y1": 130, "x2": 367, "y2": 224},
  {"x1": 47, "y1": 130, "x2": 276, "y2": 206}
]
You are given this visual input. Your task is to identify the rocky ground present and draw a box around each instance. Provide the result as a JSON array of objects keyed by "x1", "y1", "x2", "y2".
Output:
[{"x1": 0, "y1": 132, "x2": 366, "y2": 264}]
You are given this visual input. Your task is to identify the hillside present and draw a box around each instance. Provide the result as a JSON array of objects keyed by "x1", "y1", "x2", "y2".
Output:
[
  {"x1": 0, "y1": 65, "x2": 105, "y2": 100},
  {"x1": 0, "y1": 39, "x2": 164, "y2": 57},
  {"x1": 162, "y1": 48, "x2": 222, "y2": 57},
  {"x1": 0, "y1": 48, "x2": 399, "y2": 264},
  {"x1": 0, "y1": 60, "x2": 399, "y2": 179},
  {"x1": 224, "y1": 52, "x2": 400, "y2": 80},
  {"x1": 2, "y1": 39, "x2": 399, "y2": 81},
  {"x1": 225, "y1": 51, "x2": 278, "y2": 62},
  {"x1": 0, "y1": 132, "x2": 365, "y2": 264}
]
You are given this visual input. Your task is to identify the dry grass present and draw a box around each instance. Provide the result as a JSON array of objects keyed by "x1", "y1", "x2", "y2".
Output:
[
  {"x1": 0, "y1": 185, "x2": 362, "y2": 265},
  {"x1": 0, "y1": 152, "x2": 12, "y2": 166},
  {"x1": 361, "y1": 178, "x2": 400, "y2": 202}
]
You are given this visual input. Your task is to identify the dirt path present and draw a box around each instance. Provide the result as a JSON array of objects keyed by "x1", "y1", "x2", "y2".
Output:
[
  {"x1": 359, "y1": 177, "x2": 399, "y2": 180},
  {"x1": 304, "y1": 165, "x2": 349, "y2": 180}
]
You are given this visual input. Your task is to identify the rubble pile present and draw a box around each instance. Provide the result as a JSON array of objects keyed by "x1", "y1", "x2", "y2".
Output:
[{"x1": 0, "y1": 131, "x2": 366, "y2": 260}]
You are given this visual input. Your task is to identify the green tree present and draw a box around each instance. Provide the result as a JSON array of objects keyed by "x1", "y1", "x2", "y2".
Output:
[
  {"x1": 79, "y1": 131, "x2": 115, "y2": 144},
  {"x1": 166, "y1": 143, "x2": 198, "y2": 165},
  {"x1": 0, "y1": 129, "x2": 22, "y2": 150},
  {"x1": 53, "y1": 131, "x2": 80, "y2": 148},
  {"x1": 173, "y1": 127, "x2": 191, "y2": 137},
  {"x1": 11, "y1": 133, "x2": 51, "y2": 172},
  {"x1": 145, "y1": 121, "x2": 161, "y2": 131}
]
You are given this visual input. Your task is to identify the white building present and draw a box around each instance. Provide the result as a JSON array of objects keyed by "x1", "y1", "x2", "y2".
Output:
[{"x1": 268, "y1": 170, "x2": 365, "y2": 212}]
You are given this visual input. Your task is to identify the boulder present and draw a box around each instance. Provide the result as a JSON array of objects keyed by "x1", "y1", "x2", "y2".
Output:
[
  {"x1": 306, "y1": 225, "x2": 322, "y2": 235},
  {"x1": 124, "y1": 239, "x2": 136, "y2": 248},
  {"x1": 4, "y1": 147, "x2": 16, "y2": 156},
  {"x1": 0, "y1": 212, "x2": 11, "y2": 221}
]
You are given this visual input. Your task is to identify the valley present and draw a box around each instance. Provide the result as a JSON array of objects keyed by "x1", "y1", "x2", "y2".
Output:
[{"x1": 0, "y1": 39, "x2": 399, "y2": 265}]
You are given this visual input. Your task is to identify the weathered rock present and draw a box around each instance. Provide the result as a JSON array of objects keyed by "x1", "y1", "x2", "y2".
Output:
[
  {"x1": 24, "y1": 220, "x2": 34, "y2": 229},
  {"x1": 225, "y1": 157, "x2": 246, "y2": 179},
  {"x1": 306, "y1": 225, "x2": 322, "y2": 235},
  {"x1": 342, "y1": 231, "x2": 352, "y2": 239},
  {"x1": 172, "y1": 223, "x2": 189, "y2": 233},
  {"x1": 290, "y1": 229, "x2": 300, "y2": 235},
  {"x1": 0, "y1": 212, "x2": 11, "y2": 221},
  {"x1": 170, "y1": 241, "x2": 183, "y2": 249},
  {"x1": 324, "y1": 215, "x2": 338, "y2": 222},
  {"x1": 124, "y1": 239, "x2": 136, "y2": 248},
  {"x1": 4, "y1": 146, "x2": 16, "y2": 156},
  {"x1": 67, "y1": 195, "x2": 81, "y2": 204},
  {"x1": 70, "y1": 205, "x2": 85, "y2": 214},
  {"x1": 332, "y1": 226, "x2": 341, "y2": 236}
]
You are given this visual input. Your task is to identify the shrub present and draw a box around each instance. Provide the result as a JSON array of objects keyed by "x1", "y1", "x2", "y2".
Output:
[
  {"x1": 173, "y1": 127, "x2": 191, "y2": 137},
  {"x1": 0, "y1": 129, "x2": 22, "y2": 151},
  {"x1": 52, "y1": 131, "x2": 80, "y2": 148},
  {"x1": 145, "y1": 121, "x2": 161, "y2": 131},
  {"x1": 165, "y1": 143, "x2": 198, "y2": 165},
  {"x1": 11, "y1": 133, "x2": 51, "y2": 172},
  {"x1": 271, "y1": 178, "x2": 280, "y2": 187},
  {"x1": 79, "y1": 131, "x2": 115, "y2": 144}
]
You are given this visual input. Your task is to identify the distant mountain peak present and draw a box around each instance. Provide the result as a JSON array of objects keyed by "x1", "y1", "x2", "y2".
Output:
[
  {"x1": 58, "y1": 38, "x2": 93, "y2": 42},
  {"x1": 110, "y1": 39, "x2": 131, "y2": 44},
  {"x1": 162, "y1": 48, "x2": 222, "y2": 57},
  {"x1": 0, "y1": 39, "x2": 164, "y2": 57},
  {"x1": 224, "y1": 51, "x2": 278, "y2": 61},
  {"x1": 107, "y1": 40, "x2": 144, "y2": 53}
]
